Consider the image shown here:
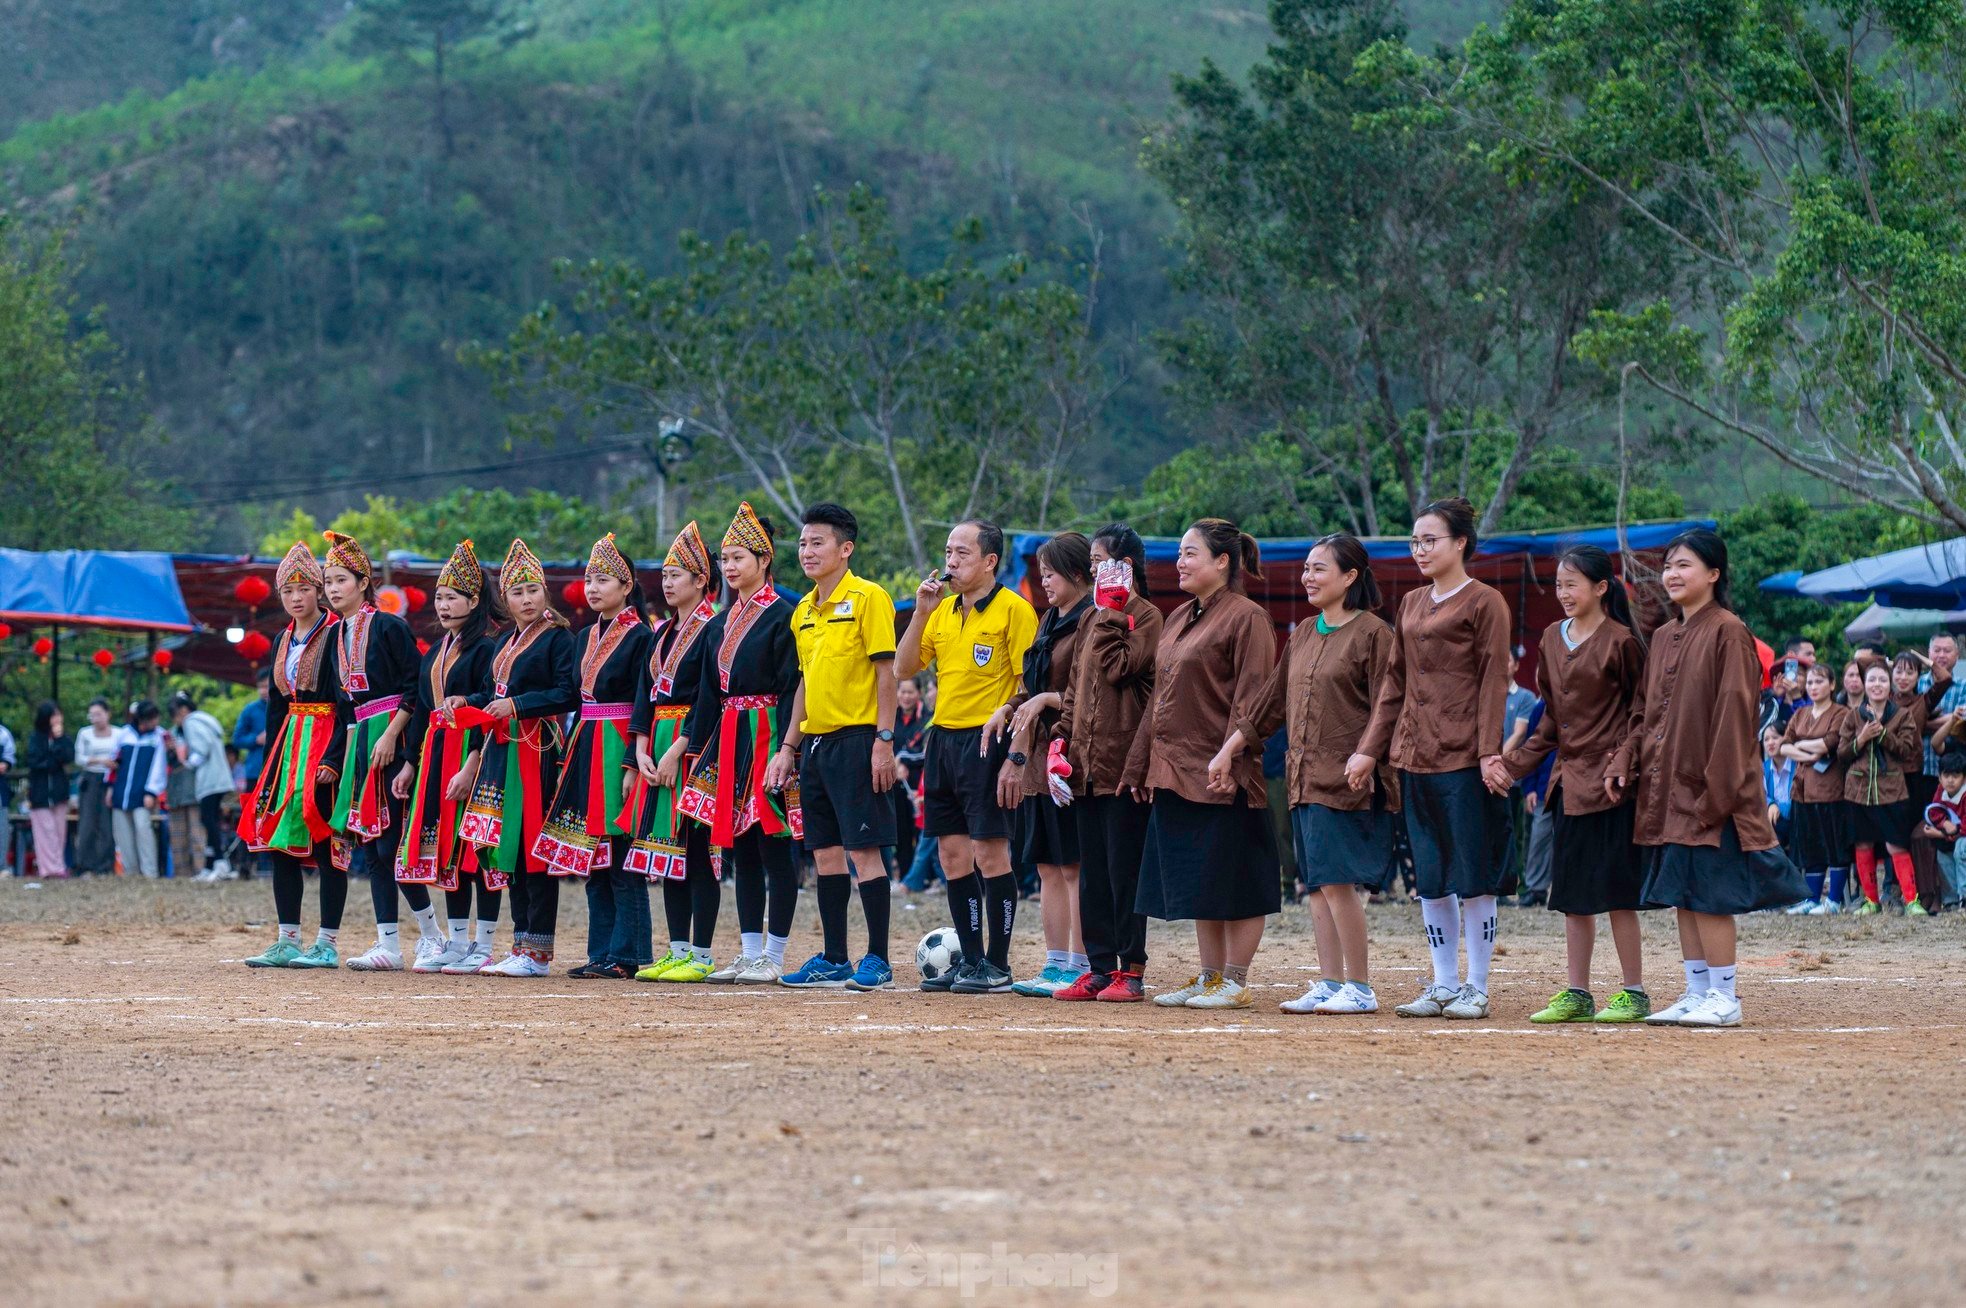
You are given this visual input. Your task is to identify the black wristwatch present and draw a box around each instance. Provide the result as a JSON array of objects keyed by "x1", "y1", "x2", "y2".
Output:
[
  {"x1": 875, "y1": 729, "x2": 895, "y2": 743},
  {"x1": 1008, "y1": 750, "x2": 1028, "y2": 767}
]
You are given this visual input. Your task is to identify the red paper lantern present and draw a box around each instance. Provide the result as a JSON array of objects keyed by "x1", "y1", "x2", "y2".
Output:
[
  {"x1": 404, "y1": 585, "x2": 428, "y2": 613},
  {"x1": 236, "y1": 630, "x2": 272, "y2": 662},
  {"x1": 234, "y1": 575, "x2": 272, "y2": 608},
  {"x1": 0, "y1": 621, "x2": 13, "y2": 641},
  {"x1": 32, "y1": 636, "x2": 54, "y2": 662},
  {"x1": 415, "y1": 638, "x2": 430, "y2": 656},
  {"x1": 561, "y1": 579, "x2": 588, "y2": 611},
  {"x1": 153, "y1": 648, "x2": 174, "y2": 669},
  {"x1": 92, "y1": 648, "x2": 115, "y2": 669},
  {"x1": 376, "y1": 584, "x2": 407, "y2": 615}
]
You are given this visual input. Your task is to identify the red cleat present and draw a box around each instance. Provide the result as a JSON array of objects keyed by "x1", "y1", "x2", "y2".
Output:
[
  {"x1": 1053, "y1": 970, "x2": 1114, "y2": 1001},
  {"x1": 1094, "y1": 970, "x2": 1145, "y2": 1002}
]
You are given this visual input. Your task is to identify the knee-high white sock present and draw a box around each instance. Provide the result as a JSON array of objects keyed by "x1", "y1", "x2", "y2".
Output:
[
  {"x1": 1419, "y1": 895, "x2": 1461, "y2": 990},
  {"x1": 1461, "y1": 895, "x2": 1498, "y2": 993}
]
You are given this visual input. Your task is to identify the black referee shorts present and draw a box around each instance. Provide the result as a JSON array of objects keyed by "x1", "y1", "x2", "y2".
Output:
[
  {"x1": 799, "y1": 726, "x2": 898, "y2": 852},
  {"x1": 922, "y1": 724, "x2": 1013, "y2": 842}
]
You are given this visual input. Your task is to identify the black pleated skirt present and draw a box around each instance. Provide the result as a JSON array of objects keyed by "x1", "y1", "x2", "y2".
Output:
[
  {"x1": 1641, "y1": 821, "x2": 1809, "y2": 915},
  {"x1": 1015, "y1": 794, "x2": 1080, "y2": 867},
  {"x1": 1136, "y1": 791, "x2": 1281, "y2": 921},
  {"x1": 1290, "y1": 802, "x2": 1396, "y2": 889},
  {"x1": 1546, "y1": 789, "x2": 1650, "y2": 915},
  {"x1": 1399, "y1": 768, "x2": 1512, "y2": 900},
  {"x1": 1787, "y1": 799, "x2": 1850, "y2": 869}
]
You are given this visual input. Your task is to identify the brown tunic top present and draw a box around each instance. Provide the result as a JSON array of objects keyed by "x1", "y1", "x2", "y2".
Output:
[
  {"x1": 1616, "y1": 604, "x2": 1778, "y2": 850},
  {"x1": 1006, "y1": 603, "x2": 1086, "y2": 801},
  {"x1": 1057, "y1": 594, "x2": 1162, "y2": 797},
  {"x1": 1357, "y1": 579, "x2": 1512, "y2": 773},
  {"x1": 1781, "y1": 701, "x2": 1851, "y2": 804},
  {"x1": 1237, "y1": 611, "x2": 1399, "y2": 812},
  {"x1": 1502, "y1": 618, "x2": 1646, "y2": 816},
  {"x1": 1837, "y1": 698, "x2": 1922, "y2": 806},
  {"x1": 1122, "y1": 587, "x2": 1276, "y2": 809}
]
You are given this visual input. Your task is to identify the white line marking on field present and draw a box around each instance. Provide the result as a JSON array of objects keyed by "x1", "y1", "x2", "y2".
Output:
[{"x1": 2, "y1": 995, "x2": 195, "y2": 1004}]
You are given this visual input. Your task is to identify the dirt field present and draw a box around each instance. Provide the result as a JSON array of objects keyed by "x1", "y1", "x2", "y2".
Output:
[{"x1": 1, "y1": 875, "x2": 1962, "y2": 1306}]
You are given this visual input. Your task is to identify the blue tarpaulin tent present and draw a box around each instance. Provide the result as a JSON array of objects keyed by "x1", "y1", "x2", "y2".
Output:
[
  {"x1": 1774, "y1": 537, "x2": 1966, "y2": 609},
  {"x1": 0, "y1": 549, "x2": 196, "y2": 632}
]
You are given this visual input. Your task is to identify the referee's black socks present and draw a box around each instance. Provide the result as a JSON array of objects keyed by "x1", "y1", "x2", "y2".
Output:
[{"x1": 946, "y1": 872, "x2": 985, "y2": 963}]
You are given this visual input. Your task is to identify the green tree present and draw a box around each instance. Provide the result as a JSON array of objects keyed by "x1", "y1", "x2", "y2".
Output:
[
  {"x1": 349, "y1": 0, "x2": 518, "y2": 158},
  {"x1": 1719, "y1": 495, "x2": 1908, "y2": 658},
  {"x1": 0, "y1": 219, "x2": 186, "y2": 551}
]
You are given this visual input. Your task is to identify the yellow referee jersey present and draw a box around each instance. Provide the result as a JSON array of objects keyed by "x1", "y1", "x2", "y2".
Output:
[
  {"x1": 791, "y1": 569, "x2": 897, "y2": 734},
  {"x1": 916, "y1": 583, "x2": 1038, "y2": 730}
]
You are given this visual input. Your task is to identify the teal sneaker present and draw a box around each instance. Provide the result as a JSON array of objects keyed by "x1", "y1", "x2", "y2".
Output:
[
  {"x1": 287, "y1": 939, "x2": 340, "y2": 969},
  {"x1": 245, "y1": 939, "x2": 303, "y2": 968},
  {"x1": 1529, "y1": 987, "x2": 1596, "y2": 1023},
  {"x1": 1011, "y1": 963, "x2": 1085, "y2": 997}
]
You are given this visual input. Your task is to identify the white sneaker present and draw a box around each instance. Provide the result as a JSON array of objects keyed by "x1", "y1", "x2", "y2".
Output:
[
  {"x1": 1280, "y1": 979, "x2": 1343, "y2": 1014},
  {"x1": 1784, "y1": 899, "x2": 1818, "y2": 915},
  {"x1": 1152, "y1": 973, "x2": 1218, "y2": 1007},
  {"x1": 1186, "y1": 979, "x2": 1252, "y2": 1009},
  {"x1": 440, "y1": 942, "x2": 492, "y2": 974},
  {"x1": 1441, "y1": 984, "x2": 1490, "y2": 1020},
  {"x1": 1677, "y1": 990, "x2": 1742, "y2": 1027},
  {"x1": 1645, "y1": 991, "x2": 1704, "y2": 1024},
  {"x1": 347, "y1": 943, "x2": 405, "y2": 972},
  {"x1": 210, "y1": 857, "x2": 235, "y2": 880},
  {"x1": 1394, "y1": 983, "x2": 1460, "y2": 1018},
  {"x1": 1314, "y1": 982, "x2": 1380, "y2": 1014},
  {"x1": 708, "y1": 954, "x2": 761, "y2": 983},
  {"x1": 191, "y1": 866, "x2": 219, "y2": 883},
  {"x1": 414, "y1": 938, "x2": 467, "y2": 973},
  {"x1": 735, "y1": 956, "x2": 782, "y2": 984},
  {"x1": 485, "y1": 952, "x2": 549, "y2": 977},
  {"x1": 1806, "y1": 898, "x2": 1840, "y2": 915}
]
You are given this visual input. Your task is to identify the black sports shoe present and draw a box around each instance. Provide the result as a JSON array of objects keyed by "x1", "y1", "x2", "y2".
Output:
[
  {"x1": 920, "y1": 964, "x2": 961, "y2": 992},
  {"x1": 951, "y1": 959, "x2": 1013, "y2": 994}
]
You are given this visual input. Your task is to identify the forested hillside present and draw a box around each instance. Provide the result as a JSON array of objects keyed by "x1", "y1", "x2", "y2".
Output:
[{"x1": 0, "y1": 2, "x2": 1499, "y2": 547}]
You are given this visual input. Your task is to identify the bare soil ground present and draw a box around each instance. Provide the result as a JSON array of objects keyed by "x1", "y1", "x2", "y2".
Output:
[{"x1": 1, "y1": 875, "x2": 1963, "y2": 1306}]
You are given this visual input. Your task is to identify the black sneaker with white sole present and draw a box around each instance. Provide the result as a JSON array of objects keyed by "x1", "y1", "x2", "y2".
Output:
[{"x1": 951, "y1": 959, "x2": 1013, "y2": 994}]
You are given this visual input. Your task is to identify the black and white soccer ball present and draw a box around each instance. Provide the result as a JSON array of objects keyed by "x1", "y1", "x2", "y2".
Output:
[{"x1": 915, "y1": 927, "x2": 963, "y2": 981}]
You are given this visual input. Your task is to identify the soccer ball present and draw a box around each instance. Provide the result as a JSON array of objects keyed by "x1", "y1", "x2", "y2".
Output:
[{"x1": 915, "y1": 928, "x2": 963, "y2": 982}]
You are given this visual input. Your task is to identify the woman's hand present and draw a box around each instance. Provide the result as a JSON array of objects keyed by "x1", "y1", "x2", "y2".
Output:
[
  {"x1": 1343, "y1": 752, "x2": 1375, "y2": 791},
  {"x1": 1480, "y1": 755, "x2": 1513, "y2": 795},
  {"x1": 655, "y1": 738, "x2": 686, "y2": 789},
  {"x1": 370, "y1": 729, "x2": 399, "y2": 770},
  {"x1": 391, "y1": 762, "x2": 413, "y2": 801},
  {"x1": 1206, "y1": 744, "x2": 1236, "y2": 795},
  {"x1": 1009, "y1": 693, "x2": 1057, "y2": 744},
  {"x1": 763, "y1": 744, "x2": 798, "y2": 793},
  {"x1": 315, "y1": 765, "x2": 338, "y2": 789},
  {"x1": 1604, "y1": 772, "x2": 1625, "y2": 804},
  {"x1": 486, "y1": 698, "x2": 517, "y2": 721},
  {"x1": 443, "y1": 755, "x2": 480, "y2": 804},
  {"x1": 981, "y1": 704, "x2": 1012, "y2": 751},
  {"x1": 635, "y1": 745, "x2": 661, "y2": 786}
]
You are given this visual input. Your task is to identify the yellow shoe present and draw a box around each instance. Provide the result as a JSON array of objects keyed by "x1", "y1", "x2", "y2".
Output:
[
  {"x1": 635, "y1": 948, "x2": 689, "y2": 982},
  {"x1": 661, "y1": 957, "x2": 715, "y2": 982}
]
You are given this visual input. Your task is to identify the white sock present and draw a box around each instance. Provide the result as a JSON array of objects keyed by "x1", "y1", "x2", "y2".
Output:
[
  {"x1": 448, "y1": 918, "x2": 470, "y2": 944},
  {"x1": 668, "y1": 938, "x2": 690, "y2": 960},
  {"x1": 1419, "y1": 895, "x2": 1462, "y2": 990},
  {"x1": 691, "y1": 944, "x2": 712, "y2": 964},
  {"x1": 1045, "y1": 948, "x2": 1069, "y2": 969},
  {"x1": 377, "y1": 922, "x2": 401, "y2": 952},
  {"x1": 1461, "y1": 895, "x2": 1498, "y2": 993},
  {"x1": 410, "y1": 904, "x2": 441, "y2": 941},
  {"x1": 316, "y1": 926, "x2": 339, "y2": 946},
  {"x1": 740, "y1": 931, "x2": 765, "y2": 960},
  {"x1": 1709, "y1": 964, "x2": 1737, "y2": 999},
  {"x1": 1682, "y1": 959, "x2": 1710, "y2": 996},
  {"x1": 765, "y1": 933, "x2": 789, "y2": 966},
  {"x1": 278, "y1": 923, "x2": 301, "y2": 945},
  {"x1": 475, "y1": 919, "x2": 497, "y2": 950},
  {"x1": 1066, "y1": 951, "x2": 1088, "y2": 970}
]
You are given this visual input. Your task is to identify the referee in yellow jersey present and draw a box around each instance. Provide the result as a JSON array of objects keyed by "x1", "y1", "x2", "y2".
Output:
[
  {"x1": 766, "y1": 504, "x2": 900, "y2": 991},
  {"x1": 895, "y1": 519, "x2": 1038, "y2": 993}
]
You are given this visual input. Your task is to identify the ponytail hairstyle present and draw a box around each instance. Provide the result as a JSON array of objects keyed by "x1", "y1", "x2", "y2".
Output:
[
  {"x1": 1416, "y1": 495, "x2": 1479, "y2": 560},
  {"x1": 1556, "y1": 544, "x2": 1637, "y2": 638},
  {"x1": 1035, "y1": 531, "x2": 1094, "y2": 589},
  {"x1": 1091, "y1": 523, "x2": 1149, "y2": 598},
  {"x1": 1310, "y1": 532, "x2": 1382, "y2": 613},
  {"x1": 1188, "y1": 517, "x2": 1261, "y2": 592},
  {"x1": 1662, "y1": 526, "x2": 1731, "y2": 612}
]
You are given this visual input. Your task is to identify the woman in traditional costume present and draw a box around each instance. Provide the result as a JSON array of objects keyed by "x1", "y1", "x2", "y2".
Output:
[
  {"x1": 242, "y1": 543, "x2": 349, "y2": 969},
  {"x1": 682, "y1": 503, "x2": 802, "y2": 984},
  {"x1": 394, "y1": 540, "x2": 505, "y2": 974},
  {"x1": 538, "y1": 534, "x2": 657, "y2": 979},
  {"x1": 460, "y1": 539, "x2": 580, "y2": 976},
  {"x1": 623, "y1": 522, "x2": 723, "y2": 982}
]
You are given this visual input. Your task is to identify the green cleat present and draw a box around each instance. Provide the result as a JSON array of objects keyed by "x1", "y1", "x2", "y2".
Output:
[
  {"x1": 636, "y1": 948, "x2": 689, "y2": 982},
  {"x1": 1593, "y1": 987, "x2": 1651, "y2": 1023},
  {"x1": 244, "y1": 939, "x2": 303, "y2": 968},
  {"x1": 1529, "y1": 987, "x2": 1596, "y2": 1023},
  {"x1": 1906, "y1": 899, "x2": 1930, "y2": 917},
  {"x1": 287, "y1": 939, "x2": 340, "y2": 969},
  {"x1": 1855, "y1": 899, "x2": 1881, "y2": 916}
]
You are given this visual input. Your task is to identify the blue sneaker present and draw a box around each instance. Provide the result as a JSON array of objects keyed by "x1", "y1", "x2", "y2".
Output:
[
  {"x1": 845, "y1": 955, "x2": 894, "y2": 991},
  {"x1": 1011, "y1": 963, "x2": 1085, "y2": 997},
  {"x1": 779, "y1": 953, "x2": 854, "y2": 988}
]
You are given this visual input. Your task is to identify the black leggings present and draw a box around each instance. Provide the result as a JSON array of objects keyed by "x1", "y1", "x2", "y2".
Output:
[
  {"x1": 506, "y1": 867, "x2": 561, "y2": 941},
  {"x1": 443, "y1": 877, "x2": 503, "y2": 923},
  {"x1": 272, "y1": 845, "x2": 347, "y2": 930},
  {"x1": 660, "y1": 823, "x2": 720, "y2": 948},
  {"x1": 362, "y1": 820, "x2": 430, "y2": 925},
  {"x1": 731, "y1": 827, "x2": 797, "y2": 937},
  {"x1": 198, "y1": 793, "x2": 225, "y2": 863}
]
